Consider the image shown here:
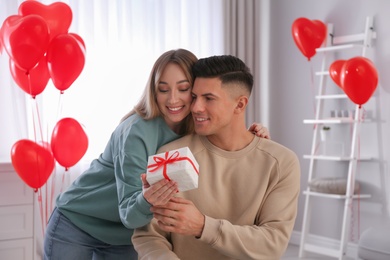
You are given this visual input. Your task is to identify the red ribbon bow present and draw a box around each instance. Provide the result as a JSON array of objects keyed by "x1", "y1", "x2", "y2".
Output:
[{"x1": 147, "y1": 150, "x2": 199, "y2": 181}]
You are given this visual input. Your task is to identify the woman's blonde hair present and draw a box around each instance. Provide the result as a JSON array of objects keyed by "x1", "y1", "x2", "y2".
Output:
[{"x1": 121, "y1": 49, "x2": 198, "y2": 135}]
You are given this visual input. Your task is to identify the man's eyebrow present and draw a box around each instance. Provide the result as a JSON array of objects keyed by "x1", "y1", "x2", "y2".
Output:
[{"x1": 192, "y1": 92, "x2": 217, "y2": 97}]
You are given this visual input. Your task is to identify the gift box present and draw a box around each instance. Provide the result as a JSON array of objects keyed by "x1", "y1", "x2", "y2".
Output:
[{"x1": 146, "y1": 147, "x2": 199, "y2": 192}]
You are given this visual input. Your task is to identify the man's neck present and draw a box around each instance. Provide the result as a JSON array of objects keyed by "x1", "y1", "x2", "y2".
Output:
[{"x1": 206, "y1": 129, "x2": 254, "y2": 151}]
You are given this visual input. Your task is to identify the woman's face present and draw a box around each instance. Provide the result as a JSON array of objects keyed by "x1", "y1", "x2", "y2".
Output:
[{"x1": 156, "y1": 63, "x2": 192, "y2": 132}]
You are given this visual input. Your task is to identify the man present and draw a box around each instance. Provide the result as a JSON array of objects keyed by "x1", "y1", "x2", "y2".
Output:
[{"x1": 132, "y1": 55, "x2": 300, "y2": 259}]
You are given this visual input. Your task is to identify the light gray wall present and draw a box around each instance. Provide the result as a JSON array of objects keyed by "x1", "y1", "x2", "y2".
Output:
[{"x1": 268, "y1": 0, "x2": 390, "y2": 241}]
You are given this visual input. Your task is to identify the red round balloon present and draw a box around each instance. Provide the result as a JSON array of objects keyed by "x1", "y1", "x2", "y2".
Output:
[
  {"x1": 47, "y1": 33, "x2": 86, "y2": 92},
  {"x1": 1, "y1": 14, "x2": 50, "y2": 71},
  {"x1": 51, "y1": 118, "x2": 88, "y2": 169},
  {"x1": 292, "y1": 18, "x2": 327, "y2": 61},
  {"x1": 340, "y1": 57, "x2": 378, "y2": 106},
  {"x1": 11, "y1": 139, "x2": 55, "y2": 189},
  {"x1": 329, "y1": 60, "x2": 346, "y2": 88},
  {"x1": 9, "y1": 55, "x2": 50, "y2": 98},
  {"x1": 18, "y1": 1, "x2": 72, "y2": 41}
]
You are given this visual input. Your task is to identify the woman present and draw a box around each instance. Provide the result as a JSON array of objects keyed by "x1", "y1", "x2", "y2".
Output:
[{"x1": 43, "y1": 49, "x2": 269, "y2": 260}]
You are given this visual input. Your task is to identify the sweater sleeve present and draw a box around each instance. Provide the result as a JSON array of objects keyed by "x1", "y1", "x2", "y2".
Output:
[
  {"x1": 198, "y1": 152, "x2": 301, "y2": 259},
  {"x1": 114, "y1": 126, "x2": 155, "y2": 229},
  {"x1": 132, "y1": 219, "x2": 180, "y2": 260},
  {"x1": 113, "y1": 118, "x2": 177, "y2": 230}
]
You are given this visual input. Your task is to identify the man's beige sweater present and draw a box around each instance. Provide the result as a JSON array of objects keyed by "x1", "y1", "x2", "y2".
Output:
[{"x1": 133, "y1": 134, "x2": 300, "y2": 260}]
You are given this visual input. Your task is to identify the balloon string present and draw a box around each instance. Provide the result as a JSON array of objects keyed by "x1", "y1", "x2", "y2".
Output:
[
  {"x1": 357, "y1": 129, "x2": 361, "y2": 241},
  {"x1": 350, "y1": 108, "x2": 362, "y2": 242},
  {"x1": 26, "y1": 71, "x2": 34, "y2": 99},
  {"x1": 34, "y1": 101, "x2": 44, "y2": 146},
  {"x1": 309, "y1": 63, "x2": 317, "y2": 133},
  {"x1": 30, "y1": 102, "x2": 44, "y2": 198},
  {"x1": 356, "y1": 107, "x2": 365, "y2": 241},
  {"x1": 29, "y1": 96, "x2": 45, "y2": 144},
  {"x1": 351, "y1": 117, "x2": 362, "y2": 242},
  {"x1": 45, "y1": 179, "x2": 48, "y2": 228},
  {"x1": 50, "y1": 167, "x2": 57, "y2": 216},
  {"x1": 33, "y1": 99, "x2": 46, "y2": 190},
  {"x1": 37, "y1": 188, "x2": 45, "y2": 236},
  {"x1": 30, "y1": 98, "x2": 38, "y2": 143},
  {"x1": 28, "y1": 76, "x2": 49, "y2": 232},
  {"x1": 56, "y1": 92, "x2": 64, "y2": 121},
  {"x1": 60, "y1": 168, "x2": 66, "y2": 195},
  {"x1": 310, "y1": 64, "x2": 317, "y2": 118}
]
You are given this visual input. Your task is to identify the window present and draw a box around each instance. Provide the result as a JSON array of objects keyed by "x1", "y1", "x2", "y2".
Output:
[{"x1": 0, "y1": 0, "x2": 225, "y2": 161}]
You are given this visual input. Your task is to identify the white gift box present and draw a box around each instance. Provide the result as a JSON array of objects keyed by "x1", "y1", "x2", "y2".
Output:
[{"x1": 146, "y1": 147, "x2": 199, "y2": 192}]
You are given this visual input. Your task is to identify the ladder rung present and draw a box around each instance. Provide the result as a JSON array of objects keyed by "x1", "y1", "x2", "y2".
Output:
[
  {"x1": 303, "y1": 243, "x2": 340, "y2": 258},
  {"x1": 315, "y1": 71, "x2": 329, "y2": 76},
  {"x1": 333, "y1": 32, "x2": 377, "y2": 45},
  {"x1": 303, "y1": 154, "x2": 373, "y2": 161},
  {"x1": 303, "y1": 118, "x2": 370, "y2": 124},
  {"x1": 316, "y1": 44, "x2": 363, "y2": 52},
  {"x1": 303, "y1": 118, "x2": 353, "y2": 124},
  {"x1": 315, "y1": 94, "x2": 348, "y2": 99},
  {"x1": 303, "y1": 190, "x2": 372, "y2": 199}
]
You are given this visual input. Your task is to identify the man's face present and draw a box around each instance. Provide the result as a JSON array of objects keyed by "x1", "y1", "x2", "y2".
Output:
[{"x1": 191, "y1": 77, "x2": 236, "y2": 137}]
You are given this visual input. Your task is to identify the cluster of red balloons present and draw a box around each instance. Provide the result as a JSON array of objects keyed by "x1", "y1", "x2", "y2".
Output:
[
  {"x1": 0, "y1": 1, "x2": 86, "y2": 97},
  {"x1": 292, "y1": 17, "x2": 327, "y2": 61},
  {"x1": 11, "y1": 118, "x2": 88, "y2": 189},
  {"x1": 1, "y1": 1, "x2": 89, "y2": 190},
  {"x1": 292, "y1": 17, "x2": 378, "y2": 106},
  {"x1": 329, "y1": 57, "x2": 378, "y2": 107}
]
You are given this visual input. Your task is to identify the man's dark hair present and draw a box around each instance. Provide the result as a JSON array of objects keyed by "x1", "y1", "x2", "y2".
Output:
[{"x1": 192, "y1": 55, "x2": 253, "y2": 94}]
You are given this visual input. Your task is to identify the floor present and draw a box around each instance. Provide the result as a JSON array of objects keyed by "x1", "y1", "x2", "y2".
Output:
[{"x1": 281, "y1": 244, "x2": 355, "y2": 260}]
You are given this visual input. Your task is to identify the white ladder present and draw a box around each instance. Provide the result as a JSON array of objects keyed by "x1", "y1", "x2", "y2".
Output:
[{"x1": 299, "y1": 17, "x2": 376, "y2": 260}]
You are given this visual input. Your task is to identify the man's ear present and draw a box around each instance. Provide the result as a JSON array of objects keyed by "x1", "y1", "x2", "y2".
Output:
[{"x1": 235, "y1": 95, "x2": 248, "y2": 113}]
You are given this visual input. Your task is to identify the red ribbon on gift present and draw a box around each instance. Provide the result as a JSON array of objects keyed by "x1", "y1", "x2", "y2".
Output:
[{"x1": 147, "y1": 150, "x2": 199, "y2": 181}]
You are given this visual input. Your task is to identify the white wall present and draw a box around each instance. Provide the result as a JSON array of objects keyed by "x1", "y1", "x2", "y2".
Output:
[{"x1": 268, "y1": 0, "x2": 390, "y2": 242}]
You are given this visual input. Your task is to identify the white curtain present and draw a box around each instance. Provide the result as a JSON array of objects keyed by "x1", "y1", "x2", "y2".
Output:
[
  {"x1": 222, "y1": 0, "x2": 270, "y2": 128},
  {"x1": 0, "y1": 0, "x2": 29, "y2": 162},
  {"x1": 0, "y1": 0, "x2": 226, "y2": 161}
]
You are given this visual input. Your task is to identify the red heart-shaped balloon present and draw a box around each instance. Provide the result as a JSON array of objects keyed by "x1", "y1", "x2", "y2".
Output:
[
  {"x1": 11, "y1": 139, "x2": 55, "y2": 189},
  {"x1": 340, "y1": 57, "x2": 378, "y2": 106},
  {"x1": 0, "y1": 28, "x2": 3, "y2": 54},
  {"x1": 51, "y1": 118, "x2": 88, "y2": 169},
  {"x1": 69, "y1": 33, "x2": 86, "y2": 51},
  {"x1": 19, "y1": 1, "x2": 72, "y2": 41},
  {"x1": 47, "y1": 33, "x2": 86, "y2": 92},
  {"x1": 1, "y1": 14, "x2": 49, "y2": 71},
  {"x1": 9, "y1": 55, "x2": 50, "y2": 98},
  {"x1": 292, "y1": 18, "x2": 327, "y2": 61},
  {"x1": 329, "y1": 60, "x2": 346, "y2": 88}
]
